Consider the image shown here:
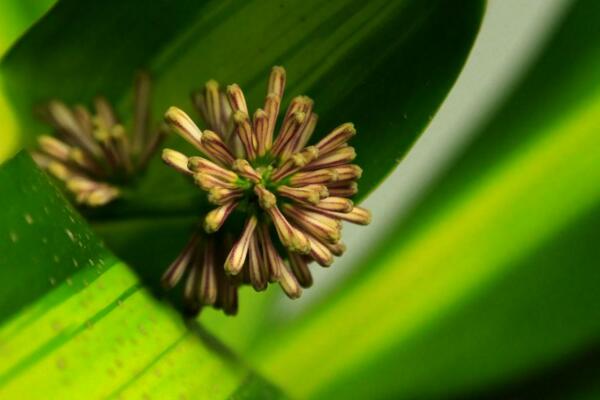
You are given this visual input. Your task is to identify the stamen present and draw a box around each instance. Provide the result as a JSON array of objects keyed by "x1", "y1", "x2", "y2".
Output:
[
  {"x1": 254, "y1": 184, "x2": 277, "y2": 209},
  {"x1": 302, "y1": 205, "x2": 372, "y2": 225},
  {"x1": 112, "y1": 124, "x2": 134, "y2": 173},
  {"x1": 327, "y1": 182, "x2": 358, "y2": 197},
  {"x1": 219, "y1": 92, "x2": 235, "y2": 143},
  {"x1": 267, "y1": 205, "x2": 311, "y2": 254},
  {"x1": 282, "y1": 204, "x2": 341, "y2": 244},
  {"x1": 292, "y1": 113, "x2": 318, "y2": 153},
  {"x1": 280, "y1": 97, "x2": 314, "y2": 159},
  {"x1": 72, "y1": 104, "x2": 93, "y2": 134},
  {"x1": 84, "y1": 185, "x2": 120, "y2": 207},
  {"x1": 30, "y1": 151, "x2": 53, "y2": 168},
  {"x1": 65, "y1": 176, "x2": 100, "y2": 192},
  {"x1": 270, "y1": 146, "x2": 319, "y2": 182},
  {"x1": 205, "y1": 80, "x2": 224, "y2": 133},
  {"x1": 94, "y1": 97, "x2": 118, "y2": 127},
  {"x1": 165, "y1": 106, "x2": 203, "y2": 151},
  {"x1": 188, "y1": 156, "x2": 238, "y2": 182},
  {"x1": 264, "y1": 93, "x2": 281, "y2": 153},
  {"x1": 161, "y1": 234, "x2": 199, "y2": 288},
  {"x1": 324, "y1": 241, "x2": 346, "y2": 257},
  {"x1": 278, "y1": 264, "x2": 302, "y2": 299},
  {"x1": 289, "y1": 169, "x2": 336, "y2": 186},
  {"x1": 304, "y1": 146, "x2": 356, "y2": 170},
  {"x1": 38, "y1": 135, "x2": 71, "y2": 161},
  {"x1": 208, "y1": 187, "x2": 244, "y2": 205},
  {"x1": 277, "y1": 185, "x2": 322, "y2": 205},
  {"x1": 307, "y1": 184, "x2": 330, "y2": 199},
  {"x1": 200, "y1": 130, "x2": 236, "y2": 166},
  {"x1": 184, "y1": 262, "x2": 200, "y2": 310},
  {"x1": 271, "y1": 108, "x2": 306, "y2": 158},
  {"x1": 194, "y1": 173, "x2": 239, "y2": 191},
  {"x1": 315, "y1": 122, "x2": 356, "y2": 155},
  {"x1": 69, "y1": 147, "x2": 103, "y2": 176},
  {"x1": 92, "y1": 121, "x2": 120, "y2": 169},
  {"x1": 305, "y1": 233, "x2": 334, "y2": 267},
  {"x1": 47, "y1": 101, "x2": 87, "y2": 140},
  {"x1": 198, "y1": 239, "x2": 218, "y2": 305},
  {"x1": 253, "y1": 109, "x2": 269, "y2": 157},
  {"x1": 248, "y1": 232, "x2": 268, "y2": 291},
  {"x1": 267, "y1": 66, "x2": 286, "y2": 98},
  {"x1": 288, "y1": 252, "x2": 313, "y2": 288},
  {"x1": 257, "y1": 223, "x2": 282, "y2": 280},
  {"x1": 271, "y1": 96, "x2": 308, "y2": 154},
  {"x1": 232, "y1": 159, "x2": 261, "y2": 182},
  {"x1": 315, "y1": 196, "x2": 354, "y2": 212},
  {"x1": 226, "y1": 84, "x2": 249, "y2": 115},
  {"x1": 224, "y1": 215, "x2": 258, "y2": 275},
  {"x1": 330, "y1": 165, "x2": 363, "y2": 182},
  {"x1": 219, "y1": 276, "x2": 239, "y2": 316},
  {"x1": 162, "y1": 148, "x2": 193, "y2": 176},
  {"x1": 233, "y1": 111, "x2": 257, "y2": 160},
  {"x1": 204, "y1": 201, "x2": 239, "y2": 233}
]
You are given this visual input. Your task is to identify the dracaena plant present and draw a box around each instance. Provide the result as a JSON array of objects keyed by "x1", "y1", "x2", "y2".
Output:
[{"x1": 1, "y1": 1, "x2": 599, "y2": 399}]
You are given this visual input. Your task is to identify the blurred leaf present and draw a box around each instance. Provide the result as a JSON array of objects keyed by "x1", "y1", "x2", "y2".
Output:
[
  {"x1": 0, "y1": 0, "x2": 484, "y2": 311},
  {"x1": 0, "y1": 0, "x2": 55, "y2": 57},
  {"x1": 0, "y1": 152, "x2": 284, "y2": 399},
  {"x1": 250, "y1": 1, "x2": 600, "y2": 398},
  {"x1": 0, "y1": 0, "x2": 56, "y2": 160}
]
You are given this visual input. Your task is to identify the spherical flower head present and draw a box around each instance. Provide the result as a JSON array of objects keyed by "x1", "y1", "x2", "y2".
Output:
[
  {"x1": 31, "y1": 73, "x2": 166, "y2": 207},
  {"x1": 162, "y1": 66, "x2": 371, "y2": 315}
]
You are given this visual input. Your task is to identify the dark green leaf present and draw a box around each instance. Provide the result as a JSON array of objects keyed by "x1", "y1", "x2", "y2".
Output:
[{"x1": 0, "y1": 0, "x2": 484, "y2": 313}]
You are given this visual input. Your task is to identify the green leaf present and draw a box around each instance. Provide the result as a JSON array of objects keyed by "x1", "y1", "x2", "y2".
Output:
[
  {"x1": 0, "y1": 0, "x2": 55, "y2": 57},
  {"x1": 0, "y1": 1, "x2": 56, "y2": 160},
  {"x1": 0, "y1": 152, "x2": 285, "y2": 399},
  {"x1": 1, "y1": 0, "x2": 483, "y2": 202},
  {"x1": 249, "y1": 1, "x2": 600, "y2": 398},
  {"x1": 0, "y1": 0, "x2": 484, "y2": 312}
]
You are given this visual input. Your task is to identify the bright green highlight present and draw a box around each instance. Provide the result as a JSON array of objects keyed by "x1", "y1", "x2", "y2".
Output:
[
  {"x1": 0, "y1": 261, "x2": 247, "y2": 399},
  {"x1": 0, "y1": 152, "x2": 284, "y2": 399},
  {"x1": 0, "y1": 76, "x2": 18, "y2": 161},
  {"x1": 258, "y1": 89, "x2": 600, "y2": 398}
]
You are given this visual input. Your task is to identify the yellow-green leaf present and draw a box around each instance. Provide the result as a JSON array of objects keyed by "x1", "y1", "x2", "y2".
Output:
[{"x1": 0, "y1": 153, "x2": 284, "y2": 399}]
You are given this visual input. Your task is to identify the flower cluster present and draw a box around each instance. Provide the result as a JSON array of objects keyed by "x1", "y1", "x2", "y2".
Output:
[
  {"x1": 32, "y1": 73, "x2": 165, "y2": 206},
  {"x1": 162, "y1": 66, "x2": 371, "y2": 315}
]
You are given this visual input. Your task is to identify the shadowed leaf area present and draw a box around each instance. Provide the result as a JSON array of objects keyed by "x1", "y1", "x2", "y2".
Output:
[{"x1": 0, "y1": 0, "x2": 484, "y2": 312}]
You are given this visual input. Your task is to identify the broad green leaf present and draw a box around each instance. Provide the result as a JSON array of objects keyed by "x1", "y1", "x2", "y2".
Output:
[
  {"x1": 0, "y1": 152, "x2": 285, "y2": 399},
  {"x1": 0, "y1": 1, "x2": 56, "y2": 160},
  {"x1": 1, "y1": 0, "x2": 483, "y2": 201},
  {"x1": 250, "y1": 1, "x2": 600, "y2": 399},
  {"x1": 0, "y1": 0, "x2": 55, "y2": 57},
  {"x1": 0, "y1": 0, "x2": 484, "y2": 314}
]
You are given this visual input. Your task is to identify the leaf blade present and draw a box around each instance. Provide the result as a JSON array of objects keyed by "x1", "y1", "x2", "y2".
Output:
[{"x1": 0, "y1": 152, "x2": 285, "y2": 399}]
